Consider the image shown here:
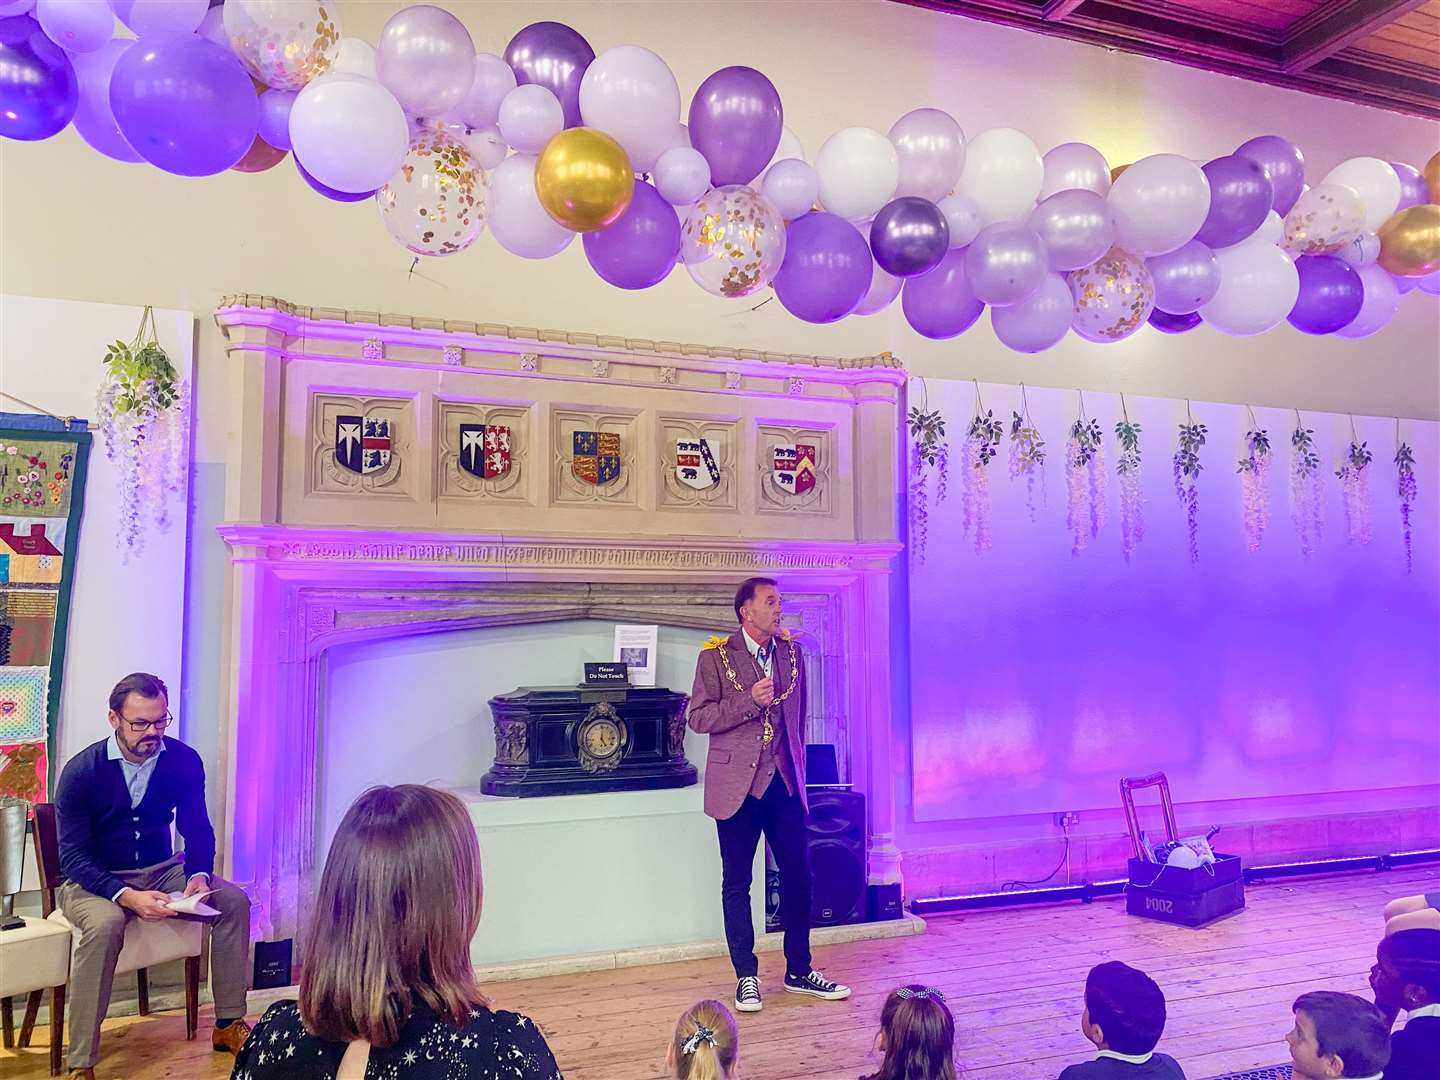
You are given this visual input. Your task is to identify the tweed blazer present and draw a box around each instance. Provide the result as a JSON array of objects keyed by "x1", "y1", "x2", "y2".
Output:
[{"x1": 688, "y1": 630, "x2": 807, "y2": 820}]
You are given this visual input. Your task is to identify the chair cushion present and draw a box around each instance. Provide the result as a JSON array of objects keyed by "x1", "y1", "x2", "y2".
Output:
[
  {"x1": 0, "y1": 916, "x2": 72, "y2": 996},
  {"x1": 47, "y1": 909, "x2": 203, "y2": 974}
]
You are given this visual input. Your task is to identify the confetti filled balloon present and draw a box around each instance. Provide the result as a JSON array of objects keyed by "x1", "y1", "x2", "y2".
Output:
[
  {"x1": 1281, "y1": 184, "x2": 1365, "y2": 256},
  {"x1": 376, "y1": 129, "x2": 485, "y2": 257},
  {"x1": 681, "y1": 185, "x2": 787, "y2": 299},
  {"x1": 535, "y1": 126, "x2": 634, "y2": 232},
  {"x1": 1068, "y1": 247, "x2": 1155, "y2": 343},
  {"x1": 1377, "y1": 204, "x2": 1440, "y2": 278},
  {"x1": 223, "y1": 0, "x2": 340, "y2": 92}
]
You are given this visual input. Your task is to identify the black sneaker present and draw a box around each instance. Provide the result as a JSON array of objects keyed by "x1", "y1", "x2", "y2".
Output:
[
  {"x1": 783, "y1": 970, "x2": 851, "y2": 1000},
  {"x1": 735, "y1": 976, "x2": 762, "y2": 1013}
]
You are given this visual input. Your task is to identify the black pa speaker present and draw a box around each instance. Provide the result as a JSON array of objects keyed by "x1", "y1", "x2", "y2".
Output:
[
  {"x1": 805, "y1": 743, "x2": 840, "y2": 786},
  {"x1": 806, "y1": 788, "x2": 867, "y2": 927}
]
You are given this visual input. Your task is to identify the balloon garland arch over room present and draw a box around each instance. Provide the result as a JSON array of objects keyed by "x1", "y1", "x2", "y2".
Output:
[{"x1": 3, "y1": 1, "x2": 1438, "y2": 351}]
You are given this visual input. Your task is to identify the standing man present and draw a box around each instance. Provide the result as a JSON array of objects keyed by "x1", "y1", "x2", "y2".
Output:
[
  {"x1": 689, "y1": 577, "x2": 850, "y2": 1013},
  {"x1": 54, "y1": 673, "x2": 252, "y2": 1080}
]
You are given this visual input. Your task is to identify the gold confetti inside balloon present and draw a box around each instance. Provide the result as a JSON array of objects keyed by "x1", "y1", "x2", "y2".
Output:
[
  {"x1": 1068, "y1": 247, "x2": 1155, "y2": 343},
  {"x1": 1377, "y1": 204, "x2": 1440, "y2": 277},
  {"x1": 224, "y1": 0, "x2": 341, "y2": 92},
  {"x1": 1281, "y1": 183, "x2": 1365, "y2": 255},
  {"x1": 681, "y1": 185, "x2": 788, "y2": 299},
  {"x1": 1425, "y1": 150, "x2": 1440, "y2": 204},
  {"x1": 376, "y1": 130, "x2": 486, "y2": 257},
  {"x1": 534, "y1": 128, "x2": 635, "y2": 233}
]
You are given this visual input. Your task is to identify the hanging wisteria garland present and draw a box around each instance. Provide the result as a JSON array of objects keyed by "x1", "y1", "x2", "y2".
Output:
[
  {"x1": 1395, "y1": 423, "x2": 1417, "y2": 574},
  {"x1": 907, "y1": 381, "x2": 949, "y2": 564},
  {"x1": 1114, "y1": 397, "x2": 1144, "y2": 562},
  {"x1": 1173, "y1": 405, "x2": 1207, "y2": 564},
  {"x1": 1236, "y1": 411, "x2": 1272, "y2": 553},
  {"x1": 1065, "y1": 395, "x2": 1107, "y2": 557},
  {"x1": 1336, "y1": 419, "x2": 1374, "y2": 545},
  {"x1": 1008, "y1": 387, "x2": 1047, "y2": 522},
  {"x1": 961, "y1": 382, "x2": 1002, "y2": 554},
  {"x1": 1289, "y1": 415, "x2": 1324, "y2": 558}
]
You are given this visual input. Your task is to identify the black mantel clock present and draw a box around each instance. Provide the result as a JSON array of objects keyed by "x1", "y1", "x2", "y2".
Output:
[{"x1": 480, "y1": 685, "x2": 697, "y2": 797}]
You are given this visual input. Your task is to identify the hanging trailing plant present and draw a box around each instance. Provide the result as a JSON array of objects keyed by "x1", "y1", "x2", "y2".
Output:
[
  {"x1": 1236, "y1": 410, "x2": 1272, "y2": 554},
  {"x1": 95, "y1": 306, "x2": 188, "y2": 555},
  {"x1": 960, "y1": 381, "x2": 1002, "y2": 554},
  {"x1": 1173, "y1": 404, "x2": 1206, "y2": 564},
  {"x1": 906, "y1": 378, "x2": 949, "y2": 564},
  {"x1": 1289, "y1": 413, "x2": 1323, "y2": 558},
  {"x1": 1065, "y1": 392, "x2": 1106, "y2": 557},
  {"x1": 1335, "y1": 417, "x2": 1373, "y2": 546},
  {"x1": 1114, "y1": 396, "x2": 1144, "y2": 563},
  {"x1": 1008, "y1": 384, "x2": 1047, "y2": 522},
  {"x1": 1395, "y1": 423, "x2": 1416, "y2": 574}
]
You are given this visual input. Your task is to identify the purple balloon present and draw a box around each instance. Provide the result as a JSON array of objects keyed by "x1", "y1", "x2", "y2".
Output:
[
  {"x1": 1148, "y1": 308, "x2": 1202, "y2": 334},
  {"x1": 1027, "y1": 188, "x2": 1112, "y2": 272},
  {"x1": 296, "y1": 155, "x2": 378, "y2": 203},
  {"x1": 1287, "y1": 255, "x2": 1363, "y2": 335},
  {"x1": 258, "y1": 89, "x2": 296, "y2": 152},
  {"x1": 504, "y1": 21, "x2": 593, "y2": 130},
  {"x1": 70, "y1": 37, "x2": 142, "y2": 162},
  {"x1": 963, "y1": 223, "x2": 1047, "y2": 306},
  {"x1": 110, "y1": 33, "x2": 258, "y2": 176},
  {"x1": 1196, "y1": 155, "x2": 1273, "y2": 248},
  {"x1": 688, "y1": 65, "x2": 782, "y2": 187},
  {"x1": 773, "y1": 212, "x2": 873, "y2": 324},
  {"x1": 870, "y1": 197, "x2": 949, "y2": 277},
  {"x1": 583, "y1": 181, "x2": 681, "y2": 290},
  {"x1": 902, "y1": 248, "x2": 985, "y2": 339},
  {"x1": 1147, "y1": 239, "x2": 1220, "y2": 314},
  {"x1": 1234, "y1": 134, "x2": 1305, "y2": 216},
  {"x1": 1391, "y1": 162, "x2": 1427, "y2": 211},
  {"x1": 0, "y1": 14, "x2": 77, "y2": 141}
]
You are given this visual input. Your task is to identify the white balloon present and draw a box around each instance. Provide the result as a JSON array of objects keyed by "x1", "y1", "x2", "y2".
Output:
[
  {"x1": 654, "y1": 146, "x2": 711, "y2": 206},
  {"x1": 853, "y1": 263, "x2": 902, "y2": 316},
  {"x1": 498, "y1": 84, "x2": 563, "y2": 155},
  {"x1": 955, "y1": 127, "x2": 1044, "y2": 225},
  {"x1": 1321, "y1": 157, "x2": 1401, "y2": 232},
  {"x1": 461, "y1": 124, "x2": 507, "y2": 170},
  {"x1": 332, "y1": 38, "x2": 377, "y2": 80},
  {"x1": 937, "y1": 193, "x2": 983, "y2": 247},
  {"x1": 888, "y1": 107, "x2": 965, "y2": 202},
  {"x1": 1338, "y1": 230, "x2": 1381, "y2": 268},
  {"x1": 488, "y1": 153, "x2": 575, "y2": 259},
  {"x1": 448, "y1": 52, "x2": 516, "y2": 130},
  {"x1": 1335, "y1": 263, "x2": 1400, "y2": 338},
  {"x1": 579, "y1": 45, "x2": 680, "y2": 173},
  {"x1": 761, "y1": 158, "x2": 819, "y2": 220},
  {"x1": 1107, "y1": 153, "x2": 1211, "y2": 257},
  {"x1": 1199, "y1": 240, "x2": 1300, "y2": 335},
  {"x1": 765, "y1": 125, "x2": 804, "y2": 172},
  {"x1": 290, "y1": 74, "x2": 408, "y2": 194},
  {"x1": 815, "y1": 127, "x2": 899, "y2": 221}
]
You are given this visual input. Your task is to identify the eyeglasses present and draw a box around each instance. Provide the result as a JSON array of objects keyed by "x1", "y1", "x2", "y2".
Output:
[{"x1": 125, "y1": 714, "x2": 172, "y2": 733}]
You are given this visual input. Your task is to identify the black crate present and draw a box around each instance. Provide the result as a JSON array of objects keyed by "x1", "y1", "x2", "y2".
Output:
[{"x1": 1125, "y1": 853, "x2": 1245, "y2": 927}]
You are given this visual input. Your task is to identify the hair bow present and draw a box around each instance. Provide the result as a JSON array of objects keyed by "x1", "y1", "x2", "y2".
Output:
[
  {"x1": 682, "y1": 1024, "x2": 717, "y2": 1055},
  {"x1": 897, "y1": 986, "x2": 947, "y2": 1002}
]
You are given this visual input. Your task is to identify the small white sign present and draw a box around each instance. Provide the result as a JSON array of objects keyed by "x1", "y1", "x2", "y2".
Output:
[{"x1": 613, "y1": 624, "x2": 658, "y2": 687}]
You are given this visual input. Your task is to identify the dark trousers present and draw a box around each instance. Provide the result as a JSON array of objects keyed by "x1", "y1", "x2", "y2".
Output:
[{"x1": 716, "y1": 773, "x2": 812, "y2": 979}]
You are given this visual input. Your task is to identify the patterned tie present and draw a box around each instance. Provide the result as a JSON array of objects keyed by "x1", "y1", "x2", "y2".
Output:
[{"x1": 759, "y1": 642, "x2": 772, "y2": 673}]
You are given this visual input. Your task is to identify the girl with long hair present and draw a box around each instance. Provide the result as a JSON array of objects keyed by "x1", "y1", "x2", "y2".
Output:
[
  {"x1": 667, "y1": 999, "x2": 740, "y2": 1080},
  {"x1": 861, "y1": 984, "x2": 959, "y2": 1080}
]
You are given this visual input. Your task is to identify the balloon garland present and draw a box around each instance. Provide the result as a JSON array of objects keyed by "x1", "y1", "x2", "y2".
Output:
[{"x1": 3, "y1": 0, "x2": 1438, "y2": 351}]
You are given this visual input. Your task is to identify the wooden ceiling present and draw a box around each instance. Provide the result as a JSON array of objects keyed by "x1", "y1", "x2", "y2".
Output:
[{"x1": 890, "y1": 0, "x2": 1440, "y2": 119}]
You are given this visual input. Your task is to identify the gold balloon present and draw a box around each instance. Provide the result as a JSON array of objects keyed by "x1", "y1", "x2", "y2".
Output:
[
  {"x1": 1425, "y1": 151, "x2": 1440, "y2": 204},
  {"x1": 1377, "y1": 204, "x2": 1440, "y2": 277},
  {"x1": 1111, "y1": 163, "x2": 1131, "y2": 182},
  {"x1": 535, "y1": 128, "x2": 635, "y2": 233}
]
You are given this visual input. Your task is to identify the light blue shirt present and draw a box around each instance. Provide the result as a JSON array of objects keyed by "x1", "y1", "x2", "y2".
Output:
[
  {"x1": 742, "y1": 627, "x2": 775, "y2": 677},
  {"x1": 107, "y1": 732, "x2": 164, "y2": 808}
]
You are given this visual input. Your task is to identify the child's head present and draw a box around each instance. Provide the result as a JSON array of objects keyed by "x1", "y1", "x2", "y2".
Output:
[
  {"x1": 668, "y1": 999, "x2": 739, "y2": 1080},
  {"x1": 1286, "y1": 991, "x2": 1390, "y2": 1079},
  {"x1": 871, "y1": 984, "x2": 957, "y2": 1080},
  {"x1": 1371, "y1": 927, "x2": 1440, "y2": 1016},
  {"x1": 1080, "y1": 962, "x2": 1167, "y2": 1056}
]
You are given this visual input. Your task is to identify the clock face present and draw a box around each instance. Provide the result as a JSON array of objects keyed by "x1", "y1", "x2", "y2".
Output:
[{"x1": 583, "y1": 719, "x2": 622, "y2": 759}]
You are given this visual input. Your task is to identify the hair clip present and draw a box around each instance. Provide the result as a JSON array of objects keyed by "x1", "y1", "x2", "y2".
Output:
[
  {"x1": 897, "y1": 986, "x2": 947, "y2": 1002},
  {"x1": 682, "y1": 1024, "x2": 717, "y2": 1055}
]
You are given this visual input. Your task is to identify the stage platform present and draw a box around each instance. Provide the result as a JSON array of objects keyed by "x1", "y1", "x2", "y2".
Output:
[{"x1": 4, "y1": 862, "x2": 1435, "y2": 1080}]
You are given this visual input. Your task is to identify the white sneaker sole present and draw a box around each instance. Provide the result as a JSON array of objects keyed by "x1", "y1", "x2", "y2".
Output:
[
  {"x1": 734, "y1": 998, "x2": 763, "y2": 1013},
  {"x1": 783, "y1": 983, "x2": 852, "y2": 1001}
]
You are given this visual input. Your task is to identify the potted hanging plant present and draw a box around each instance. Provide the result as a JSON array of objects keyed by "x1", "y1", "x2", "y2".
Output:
[
  {"x1": 1335, "y1": 420, "x2": 1373, "y2": 546},
  {"x1": 907, "y1": 378, "x2": 948, "y2": 564},
  {"x1": 961, "y1": 381, "x2": 1002, "y2": 555},
  {"x1": 1289, "y1": 413, "x2": 1323, "y2": 558},
  {"x1": 1009, "y1": 385, "x2": 1047, "y2": 521},
  {"x1": 1395, "y1": 430, "x2": 1416, "y2": 574},
  {"x1": 95, "y1": 306, "x2": 188, "y2": 554},
  {"x1": 1065, "y1": 393, "x2": 1106, "y2": 557},
  {"x1": 1172, "y1": 406, "x2": 1206, "y2": 564},
  {"x1": 1114, "y1": 396, "x2": 1144, "y2": 562},
  {"x1": 1236, "y1": 412, "x2": 1272, "y2": 553}
]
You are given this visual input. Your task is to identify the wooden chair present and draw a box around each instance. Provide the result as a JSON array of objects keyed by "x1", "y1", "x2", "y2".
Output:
[{"x1": 31, "y1": 803, "x2": 202, "y2": 1062}]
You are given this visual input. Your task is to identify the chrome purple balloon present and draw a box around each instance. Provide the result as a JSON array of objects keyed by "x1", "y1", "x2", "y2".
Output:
[
  {"x1": 504, "y1": 21, "x2": 594, "y2": 129},
  {"x1": 869, "y1": 196, "x2": 949, "y2": 277},
  {"x1": 688, "y1": 65, "x2": 782, "y2": 187},
  {"x1": 0, "y1": 14, "x2": 77, "y2": 141},
  {"x1": 1391, "y1": 162, "x2": 1427, "y2": 211}
]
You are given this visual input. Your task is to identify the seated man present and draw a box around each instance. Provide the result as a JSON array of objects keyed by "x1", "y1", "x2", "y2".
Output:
[
  {"x1": 1369, "y1": 928, "x2": 1440, "y2": 1080},
  {"x1": 1286, "y1": 991, "x2": 1390, "y2": 1080},
  {"x1": 54, "y1": 673, "x2": 252, "y2": 1080}
]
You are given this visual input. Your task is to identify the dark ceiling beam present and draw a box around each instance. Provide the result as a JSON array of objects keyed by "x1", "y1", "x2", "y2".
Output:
[
  {"x1": 1281, "y1": 0, "x2": 1431, "y2": 72},
  {"x1": 1042, "y1": 0, "x2": 1088, "y2": 20}
]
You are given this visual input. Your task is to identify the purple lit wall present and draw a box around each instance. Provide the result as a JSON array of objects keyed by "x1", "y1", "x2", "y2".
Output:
[{"x1": 907, "y1": 380, "x2": 1439, "y2": 825}]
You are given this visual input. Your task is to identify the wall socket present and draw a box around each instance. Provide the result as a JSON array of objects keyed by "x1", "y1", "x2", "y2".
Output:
[{"x1": 1054, "y1": 811, "x2": 1080, "y2": 830}]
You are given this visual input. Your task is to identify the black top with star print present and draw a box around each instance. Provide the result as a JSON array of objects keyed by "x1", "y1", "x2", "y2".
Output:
[{"x1": 230, "y1": 998, "x2": 563, "y2": 1080}]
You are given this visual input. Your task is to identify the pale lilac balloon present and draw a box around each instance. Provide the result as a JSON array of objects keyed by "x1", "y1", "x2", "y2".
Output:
[
  {"x1": 991, "y1": 271, "x2": 1072, "y2": 353},
  {"x1": 448, "y1": 53, "x2": 515, "y2": 129},
  {"x1": 1334, "y1": 263, "x2": 1400, "y2": 338},
  {"x1": 459, "y1": 123, "x2": 505, "y2": 169},
  {"x1": 1108, "y1": 154, "x2": 1211, "y2": 257},
  {"x1": 0, "y1": 0, "x2": 34, "y2": 13},
  {"x1": 488, "y1": 152, "x2": 574, "y2": 259},
  {"x1": 853, "y1": 262, "x2": 902, "y2": 315},
  {"x1": 688, "y1": 65, "x2": 782, "y2": 186},
  {"x1": 1040, "y1": 141, "x2": 1110, "y2": 199},
  {"x1": 1415, "y1": 268, "x2": 1440, "y2": 295},
  {"x1": 937, "y1": 193, "x2": 982, "y2": 247},
  {"x1": 583, "y1": 180, "x2": 680, "y2": 290},
  {"x1": 498, "y1": 83, "x2": 563, "y2": 154},
  {"x1": 654, "y1": 145, "x2": 711, "y2": 206},
  {"x1": 1196, "y1": 155, "x2": 1274, "y2": 248},
  {"x1": 964, "y1": 223, "x2": 1047, "y2": 305},
  {"x1": 774, "y1": 212, "x2": 873, "y2": 324},
  {"x1": 110, "y1": 0, "x2": 205, "y2": 37},
  {"x1": 257, "y1": 89, "x2": 295, "y2": 151},
  {"x1": 888, "y1": 107, "x2": 965, "y2": 202},
  {"x1": 1234, "y1": 134, "x2": 1305, "y2": 216},
  {"x1": 761, "y1": 157, "x2": 818, "y2": 220},
  {"x1": 902, "y1": 248, "x2": 984, "y2": 339},
  {"x1": 504, "y1": 20, "x2": 593, "y2": 129},
  {"x1": 376, "y1": 4, "x2": 475, "y2": 117},
  {"x1": 578, "y1": 44, "x2": 680, "y2": 173},
  {"x1": 195, "y1": 4, "x2": 225, "y2": 48},
  {"x1": 1027, "y1": 188, "x2": 1112, "y2": 272},
  {"x1": 1146, "y1": 239, "x2": 1220, "y2": 314},
  {"x1": 36, "y1": 0, "x2": 113, "y2": 53},
  {"x1": 1391, "y1": 162, "x2": 1427, "y2": 211},
  {"x1": 69, "y1": 36, "x2": 141, "y2": 162},
  {"x1": 870, "y1": 196, "x2": 948, "y2": 277}
]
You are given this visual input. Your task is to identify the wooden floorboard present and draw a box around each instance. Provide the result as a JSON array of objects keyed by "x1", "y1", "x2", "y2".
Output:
[{"x1": 3, "y1": 864, "x2": 1434, "y2": 1080}]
